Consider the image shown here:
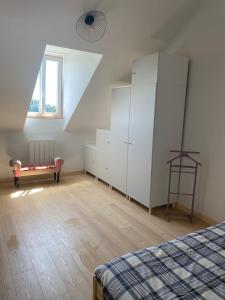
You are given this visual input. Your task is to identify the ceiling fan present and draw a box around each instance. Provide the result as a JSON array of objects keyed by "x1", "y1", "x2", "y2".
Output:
[{"x1": 76, "y1": 10, "x2": 107, "y2": 43}]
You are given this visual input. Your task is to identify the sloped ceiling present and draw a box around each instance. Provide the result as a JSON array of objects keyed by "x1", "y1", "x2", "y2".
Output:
[{"x1": 0, "y1": 0, "x2": 204, "y2": 131}]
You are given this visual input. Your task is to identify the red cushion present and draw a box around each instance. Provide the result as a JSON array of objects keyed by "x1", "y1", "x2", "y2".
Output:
[{"x1": 21, "y1": 163, "x2": 55, "y2": 171}]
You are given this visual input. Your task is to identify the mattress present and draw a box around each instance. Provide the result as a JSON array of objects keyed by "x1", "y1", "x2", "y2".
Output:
[{"x1": 95, "y1": 222, "x2": 225, "y2": 299}]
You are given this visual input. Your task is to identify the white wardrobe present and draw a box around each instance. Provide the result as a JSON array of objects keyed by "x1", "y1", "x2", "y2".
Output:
[{"x1": 84, "y1": 52, "x2": 188, "y2": 210}]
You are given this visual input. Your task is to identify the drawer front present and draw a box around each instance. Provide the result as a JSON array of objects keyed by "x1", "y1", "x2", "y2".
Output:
[
  {"x1": 84, "y1": 146, "x2": 96, "y2": 175},
  {"x1": 96, "y1": 130, "x2": 111, "y2": 152}
]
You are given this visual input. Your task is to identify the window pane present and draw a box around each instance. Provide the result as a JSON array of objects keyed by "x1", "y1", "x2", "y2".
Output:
[
  {"x1": 29, "y1": 74, "x2": 41, "y2": 112},
  {"x1": 45, "y1": 60, "x2": 58, "y2": 113}
]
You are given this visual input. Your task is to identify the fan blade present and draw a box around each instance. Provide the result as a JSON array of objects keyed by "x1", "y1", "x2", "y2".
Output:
[
  {"x1": 81, "y1": 0, "x2": 100, "y2": 13},
  {"x1": 96, "y1": 0, "x2": 115, "y2": 13},
  {"x1": 81, "y1": 0, "x2": 114, "y2": 15}
]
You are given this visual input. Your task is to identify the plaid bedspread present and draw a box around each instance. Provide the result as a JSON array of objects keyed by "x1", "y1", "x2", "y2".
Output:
[{"x1": 94, "y1": 222, "x2": 225, "y2": 299}]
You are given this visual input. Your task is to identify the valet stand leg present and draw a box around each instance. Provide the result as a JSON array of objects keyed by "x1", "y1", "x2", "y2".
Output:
[
  {"x1": 176, "y1": 155, "x2": 183, "y2": 208},
  {"x1": 190, "y1": 163, "x2": 198, "y2": 223},
  {"x1": 167, "y1": 162, "x2": 172, "y2": 221}
]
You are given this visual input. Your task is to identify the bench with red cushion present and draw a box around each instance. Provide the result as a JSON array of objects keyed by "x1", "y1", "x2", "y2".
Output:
[{"x1": 9, "y1": 158, "x2": 64, "y2": 188}]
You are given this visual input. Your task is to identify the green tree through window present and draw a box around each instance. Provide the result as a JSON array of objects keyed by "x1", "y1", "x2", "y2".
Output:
[{"x1": 28, "y1": 54, "x2": 62, "y2": 117}]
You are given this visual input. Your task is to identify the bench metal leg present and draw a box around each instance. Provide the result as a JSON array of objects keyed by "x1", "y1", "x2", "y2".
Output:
[{"x1": 14, "y1": 177, "x2": 19, "y2": 188}]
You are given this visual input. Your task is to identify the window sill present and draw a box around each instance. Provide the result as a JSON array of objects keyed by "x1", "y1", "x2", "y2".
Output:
[{"x1": 27, "y1": 114, "x2": 63, "y2": 120}]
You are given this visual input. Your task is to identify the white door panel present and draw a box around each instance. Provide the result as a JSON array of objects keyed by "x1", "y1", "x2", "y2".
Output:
[
  {"x1": 132, "y1": 54, "x2": 159, "y2": 85},
  {"x1": 127, "y1": 84, "x2": 156, "y2": 208},
  {"x1": 111, "y1": 87, "x2": 131, "y2": 138},
  {"x1": 109, "y1": 134, "x2": 128, "y2": 194},
  {"x1": 96, "y1": 149, "x2": 110, "y2": 184},
  {"x1": 109, "y1": 87, "x2": 131, "y2": 194},
  {"x1": 150, "y1": 84, "x2": 186, "y2": 208}
]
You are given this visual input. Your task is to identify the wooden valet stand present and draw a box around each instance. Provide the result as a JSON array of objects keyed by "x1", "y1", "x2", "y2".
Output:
[{"x1": 167, "y1": 150, "x2": 202, "y2": 223}]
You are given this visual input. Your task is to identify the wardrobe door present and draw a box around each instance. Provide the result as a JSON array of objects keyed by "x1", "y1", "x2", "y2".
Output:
[
  {"x1": 110, "y1": 134, "x2": 129, "y2": 194},
  {"x1": 111, "y1": 87, "x2": 131, "y2": 137},
  {"x1": 132, "y1": 53, "x2": 159, "y2": 85},
  {"x1": 96, "y1": 149, "x2": 111, "y2": 183},
  {"x1": 110, "y1": 87, "x2": 131, "y2": 194},
  {"x1": 127, "y1": 84, "x2": 156, "y2": 208}
]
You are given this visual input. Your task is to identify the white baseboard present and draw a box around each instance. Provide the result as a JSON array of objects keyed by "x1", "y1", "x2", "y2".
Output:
[{"x1": 176, "y1": 202, "x2": 218, "y2": 226}]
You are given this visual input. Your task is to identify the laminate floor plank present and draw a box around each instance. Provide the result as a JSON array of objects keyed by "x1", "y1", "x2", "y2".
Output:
[
  {"x1": 0, "y1": 174, "x2": 209, "y2": 300},
  {"x1": 0, "y1": 232, "x2": 18, "y2": 300},
  {"x1": 13, "y1": 270, "x2": 45, "y2": 300},
  {"x1": 27, "y1": 246, "x2": 72, "y2": 300}
]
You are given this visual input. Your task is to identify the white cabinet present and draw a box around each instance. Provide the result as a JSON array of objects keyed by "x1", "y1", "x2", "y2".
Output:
[
  {"x1": 127, "y1": 53, "x2": 188, "y2": 208},
  {"x1": 109, "y1": 87, "x2": 131, "y2": 194},
  {"x1": 84, "y1": 145, "x2": 97, "y2": 176},
  {"x1": 96, "y1": 130, "x2": 111, "y2": 184},
  {"x1": 84, "y1": 52, "x2": 188, "y2": 210}
]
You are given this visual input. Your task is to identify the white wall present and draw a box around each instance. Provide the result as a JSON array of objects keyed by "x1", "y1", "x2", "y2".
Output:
[
  {"x1": 183, "y1": 55, "x2": 225, "y2": 222},
  {"x1": 63, "y1": 51, "x2": 102, "y2": 128},
  {"x1": 0, "y1": 0, "x2": 202, "y2": 131},
  {"x1": 165, "y1": 0, "x2": 225, "y2": 222},
  {"x1": 0, "y1": 119, "x2": 95, "y2": 179}
]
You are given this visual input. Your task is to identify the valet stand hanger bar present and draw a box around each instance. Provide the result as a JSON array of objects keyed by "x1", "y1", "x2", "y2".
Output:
[
  {"x1": 170, "y1": 150, "x2": 200, "y2": 154},
  {"x1": 167, "y1": 150, "x2": 202, "y2": 223}
]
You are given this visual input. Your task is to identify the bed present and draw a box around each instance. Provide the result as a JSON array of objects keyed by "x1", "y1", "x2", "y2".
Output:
[{"x1": 94, "y1": 222, "x2": 225, "y2": 299}]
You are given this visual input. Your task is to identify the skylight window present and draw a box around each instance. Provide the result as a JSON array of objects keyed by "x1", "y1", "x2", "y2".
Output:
[{"x1": 28, "y1": 54, "x2": 63, "y2": 118}]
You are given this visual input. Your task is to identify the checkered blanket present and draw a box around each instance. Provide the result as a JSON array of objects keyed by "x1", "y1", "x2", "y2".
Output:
[{"x1": 95, "y1": 222, "x2": 225, "y2": 299}]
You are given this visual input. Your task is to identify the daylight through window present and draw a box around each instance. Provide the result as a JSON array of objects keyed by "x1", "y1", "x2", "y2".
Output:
[{"x1": 28, "y1": 54, "x2": 62, "y2": 118}]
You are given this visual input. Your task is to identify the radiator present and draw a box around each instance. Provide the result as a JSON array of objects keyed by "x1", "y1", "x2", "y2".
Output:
[{"x1": 29, "y1": 140, "x2": 55, "y2": 164}]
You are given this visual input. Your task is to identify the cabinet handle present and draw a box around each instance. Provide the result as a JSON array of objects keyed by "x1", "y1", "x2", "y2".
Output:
[
  {"x1": 123, "y1": 140, "x2": 133, "y2": 145},
  {"x1": 122, "y1": 138, "x2": 129, "y2": 144}
]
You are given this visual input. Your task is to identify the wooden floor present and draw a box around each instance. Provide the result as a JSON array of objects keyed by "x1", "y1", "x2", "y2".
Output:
[{"x1": 0, "y1": 174, "x2": 209, "y2": 300}]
